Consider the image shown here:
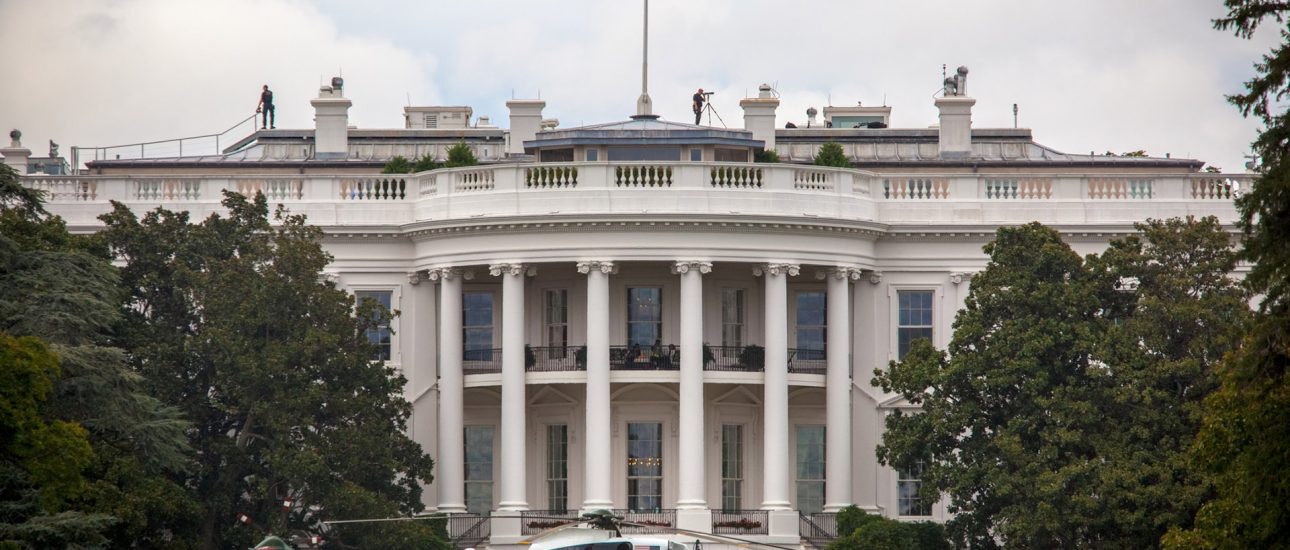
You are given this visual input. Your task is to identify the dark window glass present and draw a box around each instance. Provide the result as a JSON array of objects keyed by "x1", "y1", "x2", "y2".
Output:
[
  {"x1": 541, "y1": 148, "x2": 574, "y2": 162},
  {"x1": 464, "y1": 292, "x2": 494, "y2": 360},
  {"x1": 898, "y1": 461, "x2": 931, "y2": 516},
  {"x1": 607, "y1": 147, "x2": 681, "y2": 162},
  {"x1": 627, "y1": 287, "x2": 663, "y2": 347},
  {"x1": 796, "y1": 291, "x2": 826, "y2": 359},
  {"x1": 796, "y1": 425, "x2": 826, "y2": 514},
  {"x1": 897, "y1": 290, "x2": 934, "y2": 359},
  {"x1": 355, "y1": 290, "x2": 392, "y2": 361},
  {"x1": 627, "y1": 422, "x2": 663, "y2": 511},
  {"x1": 465, "y1": 425, "x2": 494, "y2": 514}
]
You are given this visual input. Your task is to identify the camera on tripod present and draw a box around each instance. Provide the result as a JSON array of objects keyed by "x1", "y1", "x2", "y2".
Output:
[{"x1": 701, "y1": 91, "x2": 715, "y2": 97}]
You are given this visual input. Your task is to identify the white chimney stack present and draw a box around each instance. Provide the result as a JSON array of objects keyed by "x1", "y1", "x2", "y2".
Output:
[
  {"x1": 506, "y1": 99, "x2": 546, "y2": 156},
  {"x1": 312, "y1": 77, "x2": 351, "y2": 159},
  {"x1": 936, "y1": 66, "x2": 974, "y2": 158},
  {"x1": 740, "y1": 84, "x2": 780, "y2": 152}
]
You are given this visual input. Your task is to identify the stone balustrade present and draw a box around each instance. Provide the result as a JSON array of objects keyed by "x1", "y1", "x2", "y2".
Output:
[{"x1": 20, "y1": 163, "x2": 1249, "y2": 229}]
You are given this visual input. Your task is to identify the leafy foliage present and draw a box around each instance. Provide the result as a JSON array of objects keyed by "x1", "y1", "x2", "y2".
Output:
[
  {"x1": 754, "y1": 149, "x2": 780, "y2": 163},
  {"x1": 813, "y1": 141, "x2": 850, "y2": 167},
  {"x1": 875, "y1": 219, "x2": 1244, "y2": 548},
  {"x1": 444, "y1": 141, "x2": 479, "y2": 168},
  {"x1": 1162, "y1": 4, "x2": 1290, "y2": 547},
  {"x1": 100, "y1": 191, "x2": 442, "y2": 549},
  {"x1": 829, "y1": 506, "x2": 948, "y2": 550},
  {"x1": 381, "y1": 156, "x2": 414, "y2": 174}
]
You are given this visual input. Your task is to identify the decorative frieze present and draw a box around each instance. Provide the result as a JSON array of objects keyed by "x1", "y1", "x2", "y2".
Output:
[
  {"x1": 671, "y1": 261, "x2": 713, "y2": 275},
  {"x1": 576, "y1": 260, "x2": 619, "y2": 275},
  {"x1": 752, "y1": 263, "x2": 800, "y2": 277}
]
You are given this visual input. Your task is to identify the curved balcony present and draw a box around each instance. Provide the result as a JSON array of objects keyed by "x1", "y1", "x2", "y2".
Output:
[{"x1": 21, "y1": 164, "x2": 1246, "y2": 230}]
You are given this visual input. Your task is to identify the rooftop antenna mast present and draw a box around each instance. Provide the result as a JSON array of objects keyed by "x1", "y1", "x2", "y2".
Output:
[{"x1": 634, "y1": 0, "x2": 656, "y2": 118}]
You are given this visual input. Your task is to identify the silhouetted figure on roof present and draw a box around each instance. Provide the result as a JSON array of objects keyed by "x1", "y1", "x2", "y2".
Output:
[{"x1": 257, "y1": 85, "x2": 275, "y2": 129}]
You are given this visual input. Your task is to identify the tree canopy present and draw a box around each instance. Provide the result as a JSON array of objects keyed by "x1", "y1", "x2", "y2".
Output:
[
  {"x1": 100, "y1": 191, "x2": 442, "y2": 549},
  {"x1": 813, "y1": 141, "x2": 850, "y2": 167},
  {"x1": 1162, "y1": 3, "x2": 1290, "y2": 546},
  {"x1": 875, "y1": 219, "x2": 1245, "y2": 548}
]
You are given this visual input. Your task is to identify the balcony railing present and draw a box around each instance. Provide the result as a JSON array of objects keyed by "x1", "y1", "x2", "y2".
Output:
[
  {"x1": 712, "y1": 509, "x2": 769, "y2": 535},
  {"x1": 528, "y1": 346, "x2": 580, "y2": 372},
  {"x1": 705, "y1": 345, "x2": 761, "y2": 372},
  {"x1": 788, "y1": 348, "x2": 827, "y2": 375},
  {"x1": 610, "y1": 345, "x2": 679, "y2": 370},
  {"x1": 520, "y1": 510, "x2": 580, "y2": 536},
  {"x1": 462, "y1": 348, "x2": 502, "y2": 375},
  {"x1": 21, "y1": 168, "x2": 1247, "y2": 229},
  {"x1": 616, "y1": 509, "x2": 676, "y2": 534}
]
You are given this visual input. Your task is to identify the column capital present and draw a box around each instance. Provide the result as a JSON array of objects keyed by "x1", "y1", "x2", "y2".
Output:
[
  {"x1": 427, "y1": 267, "x2": 475, "y2": 281},
  {"x1": 753, "y1": 263, "x2": 800, "y2": 277},
  {"x1": 408, "y1": 270, "x2": 426, "y2": 286},
  {"x1": 815, "y1": 266, "x2": 863, "y2": 281},
  {"x1": 671, "y1": 261, "x2": 713, "y2": 275},
  {"x1": 576, "y1": 260, "x2": 619, "y2": 275},
  {"x1": 489, "y1": 263, "x2": 536, "y2": 277},
  {"x1": 866, "y1": 270, "x2": 883, "y2": 285},
  {"x1": 950, "y1": 271, "x2": 974, "y2": 285}
]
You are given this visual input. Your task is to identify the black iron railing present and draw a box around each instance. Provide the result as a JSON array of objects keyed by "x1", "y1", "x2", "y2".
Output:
[
  {"x1": 528, "y1": 346, "x2": 581, "y2": 372},
  {"x1": 462, "y1": 348, "x2": 502, "y2": 374},
  {"x1": 616, "y1": 509, "x2": 676, "y2": 533},
  {"x1": 444, "y1": 514, "x2": 491, "y2": 550},
  {"x1": 610, "y1": 345, "x2": 680, "y2": 370},
  {"x1": 521, "y1": 509, "x2": 580, "y2": 535},
  {"x1": 705, "y1": 345, "x2": 761, "y2": 372},
  {"x1": 788, "y1": 348, "x2": 827, "y2": 375},
  {"x1": 799, "y1": 512, "x2": 838, "y2": 549},
  {"x1": 712, "y1": 509, "x2": 769, "y2": 535}
]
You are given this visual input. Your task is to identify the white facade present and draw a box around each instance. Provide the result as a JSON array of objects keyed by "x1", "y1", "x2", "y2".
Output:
[{"x1": 9, "y1": 78, "x2": 1248, "y2": 546}]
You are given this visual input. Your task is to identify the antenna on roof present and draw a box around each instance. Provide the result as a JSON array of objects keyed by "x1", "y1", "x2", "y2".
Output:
[{"x1": 634, "y1": 0, "x2": 655, "y2": 118}]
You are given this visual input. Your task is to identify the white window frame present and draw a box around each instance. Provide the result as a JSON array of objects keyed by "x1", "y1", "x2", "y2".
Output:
[
  {"x1": 349, "y1": 285, "x2": 401, "y2": 366},
  {"x1": 887, "y1": 285, "x2": 944, "y2": 361}
]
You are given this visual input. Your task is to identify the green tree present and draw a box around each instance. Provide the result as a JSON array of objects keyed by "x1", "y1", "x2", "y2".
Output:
[
  {"x1": 1163, "y1": 3, "x2": 1290, "y2": 547},
  {"x1": 829, "y1": 506, "x2": 948, "y2": 550},
  {"x1": 413, "y1": 154, "x2": 442, "y2": 172},
  {"x1": 813, "y1": 141, "x2": 849, "y2": 167},
  {"x1": 444, "y1": 141, "x2": 479, "y2": 168},
  {"x1": 0, "y1": 164, "x2": 192, "y2": 547},
  {"x1": 876, "y1": 219, "x2": 1243, "y2": 548},
  {"x1": 382, "y1": 155, "x2": 414, "y2": 174},
  {"x1": 754, "y1": 149, "x2": 780, "y2": 163},
  {"x1": 100, "y1": 191, "x2": 443, "y2": 550}
]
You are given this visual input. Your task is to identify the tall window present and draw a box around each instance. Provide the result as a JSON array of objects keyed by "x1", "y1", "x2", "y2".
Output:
[
  {"x1": 626, "y1": 422, "x2": 663, "y2": 511},
  {"x1": 796, "y1": 291, "x2": 826, "y2": 360},
  {"x1": 721, "y1": 288, "x2": 744, "y2": 354},
  {"x1": 898, "y1": 461, "x2": 930, "y2": 516},
  {"x1": 796, "y1": 425, "x2": 826, "y2": 514},
  {"x1": 355, "y1": 290, "x2": 392, "y2": 361},
  {"x1": 463, "y1": 292, "x2": 493, "y2": 361},
  {"x1": 627, "y1": 288, "x2": 663, "y2": 347},
  {"x1": 545, "y1": 289, "x2": 568, "y2": 356},
  {"x1": 721, "y1": 424, "x2": 744, "y2": 511},
  {"x1": 465, "y1": 426, "x2": 494, "y2": 514},
  {"x1": 547, "y1": 424, "x2": 569, "y2": 512},
  {"x1": 897, "y1": 290, "x2": 934, "y2": 360}
]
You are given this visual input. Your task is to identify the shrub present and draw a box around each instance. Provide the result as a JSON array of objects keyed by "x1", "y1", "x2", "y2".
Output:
[
  {"x1": 754, "y1": 149, "x2": 781, "y2": 163},
  {"x1": 813, "y1": 141, "x2": 849, "y2": 167},
  {"x1": 739, "y1": 344, "x2": 764, "y2": 370},
  {"x1": 444, "y1": 142, "x2": 479, "y2": 168},
  {"x1": 381, "y1": 155, "x2": 413, "y2": 174}
]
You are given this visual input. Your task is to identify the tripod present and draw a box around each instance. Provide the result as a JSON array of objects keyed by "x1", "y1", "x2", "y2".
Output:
[{"x1": 697, "y1": 95, "x2": 727, "y2": 128}]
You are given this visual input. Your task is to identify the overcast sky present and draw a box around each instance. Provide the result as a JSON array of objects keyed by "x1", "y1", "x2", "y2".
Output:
[{"x1": 0, "y1": 0, "x2": 1279, "y2": 171}]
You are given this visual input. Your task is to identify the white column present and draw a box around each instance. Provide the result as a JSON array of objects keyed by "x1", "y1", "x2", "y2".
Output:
[
  {"x1": 822, "y1": 267, "x2": 861, "y2": 512},
  {"x1": 492, "y1": 263, "x2": 532, "y2": 511},
  {"x1": 674, "y1": 261, "x2": 712, "y2": 529},
  {"x1": 578, "y1": 261, "x2": 616, "y2": 511},
  {"x1": 756, "y1": 263, "x2": 798, "y2": 511},
  {"x1": 430, "y1": 267, "x2": 470, "y2": 514}
]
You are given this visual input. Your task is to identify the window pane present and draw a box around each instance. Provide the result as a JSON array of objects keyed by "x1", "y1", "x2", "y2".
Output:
[
  {"x1": 898, "y1": 461, "x2": 931, "y2": 516},
  {"x1": 721, "y1": 425, "x2": 743, "y2": 511},
  {"x1": 627, "y1": 422, "x2": 663, "y2": 512},
  {"x1": 355, "y1": 290, "x2": 393, "y2": 361},
  {"x1": 464, "y1": 426, "x2": 494, "y2": 514},
  {"x1": 627, "y1": 288, "x2": 663, "y2": 347},
  {"x1": 897, "y1": 290, "x2": 934, "y2": 360},
  {"x1": 796, "y1": 426, "x2": 826, "y2": 514},
  {"x1": 796, "y1": 291, "x2": 826, "y2": 352},
  {"x1": 607, "y1": 146, "x2": 681, "y2": 161},
  {"x1": 547, "y1": 425, "x2": 568, "y2": 512},
  {"x1": 722, "y1": 288, "x2": 744, "y2": 350}
]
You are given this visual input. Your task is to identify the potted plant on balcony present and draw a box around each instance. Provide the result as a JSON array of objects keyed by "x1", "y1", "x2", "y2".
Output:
[
  {"x1": 739, "y1": 344, "x2": 764, "y2": 371},
  {"x1": 702, "y1": 343, "x2": 716, "y2": 368},
  {"x1": 575, "y1": 345, "x2": 587, "y2": 370},
  {"x1": 525, "y1": 344, "x2": 537, "y2": 369}
]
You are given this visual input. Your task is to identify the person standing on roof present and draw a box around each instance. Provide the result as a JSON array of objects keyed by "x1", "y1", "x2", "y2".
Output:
[
  {"x1": 257, "y1": 85, "x2": 276, "y2": 129},
  {"x1": 692, "y1": 87, "x2": 705, "y2": 125}
]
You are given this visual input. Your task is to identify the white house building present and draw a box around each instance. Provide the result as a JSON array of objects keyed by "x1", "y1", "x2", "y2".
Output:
[{"x1": 6, "y1": 68, "x2": 1247, "y2": 548}]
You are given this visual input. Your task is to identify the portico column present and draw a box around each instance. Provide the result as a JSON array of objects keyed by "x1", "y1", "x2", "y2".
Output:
[
  {"x1": 674, "y1": 261, "x2": 712, "y2": 530},
  {"x1": 492, "y1": 263, "x2": 533, "y2": 511},
  {"x1": 429, "y1": 267, "x2": 472, "y2": 514},
  {"x1": 822, "y1": 267, "x2": 861, "y2": 512},
  {"x1": 755, "y1": 263, "x2": 798, "y2": 511},
  {"x1": 578, "y1": 260, "x2": 616, "y2": 511}
]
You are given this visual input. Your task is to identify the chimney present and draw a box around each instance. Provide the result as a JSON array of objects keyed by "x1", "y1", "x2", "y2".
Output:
[
  {"x1": 935, "y1": 66, "x2": 975, "y2": 158},
  {"x1": 1, "y1": 129, "x2": 31, "y2": 174},
  {"x1": 740, "y1": 84, "x2": 780, "y2": 152},
  {"x1": 506, "y1": 99, "x2": 546, "y2": 156},
  {"x1": 312, "y1": 77, "x2": 352, "y2": 159}
]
